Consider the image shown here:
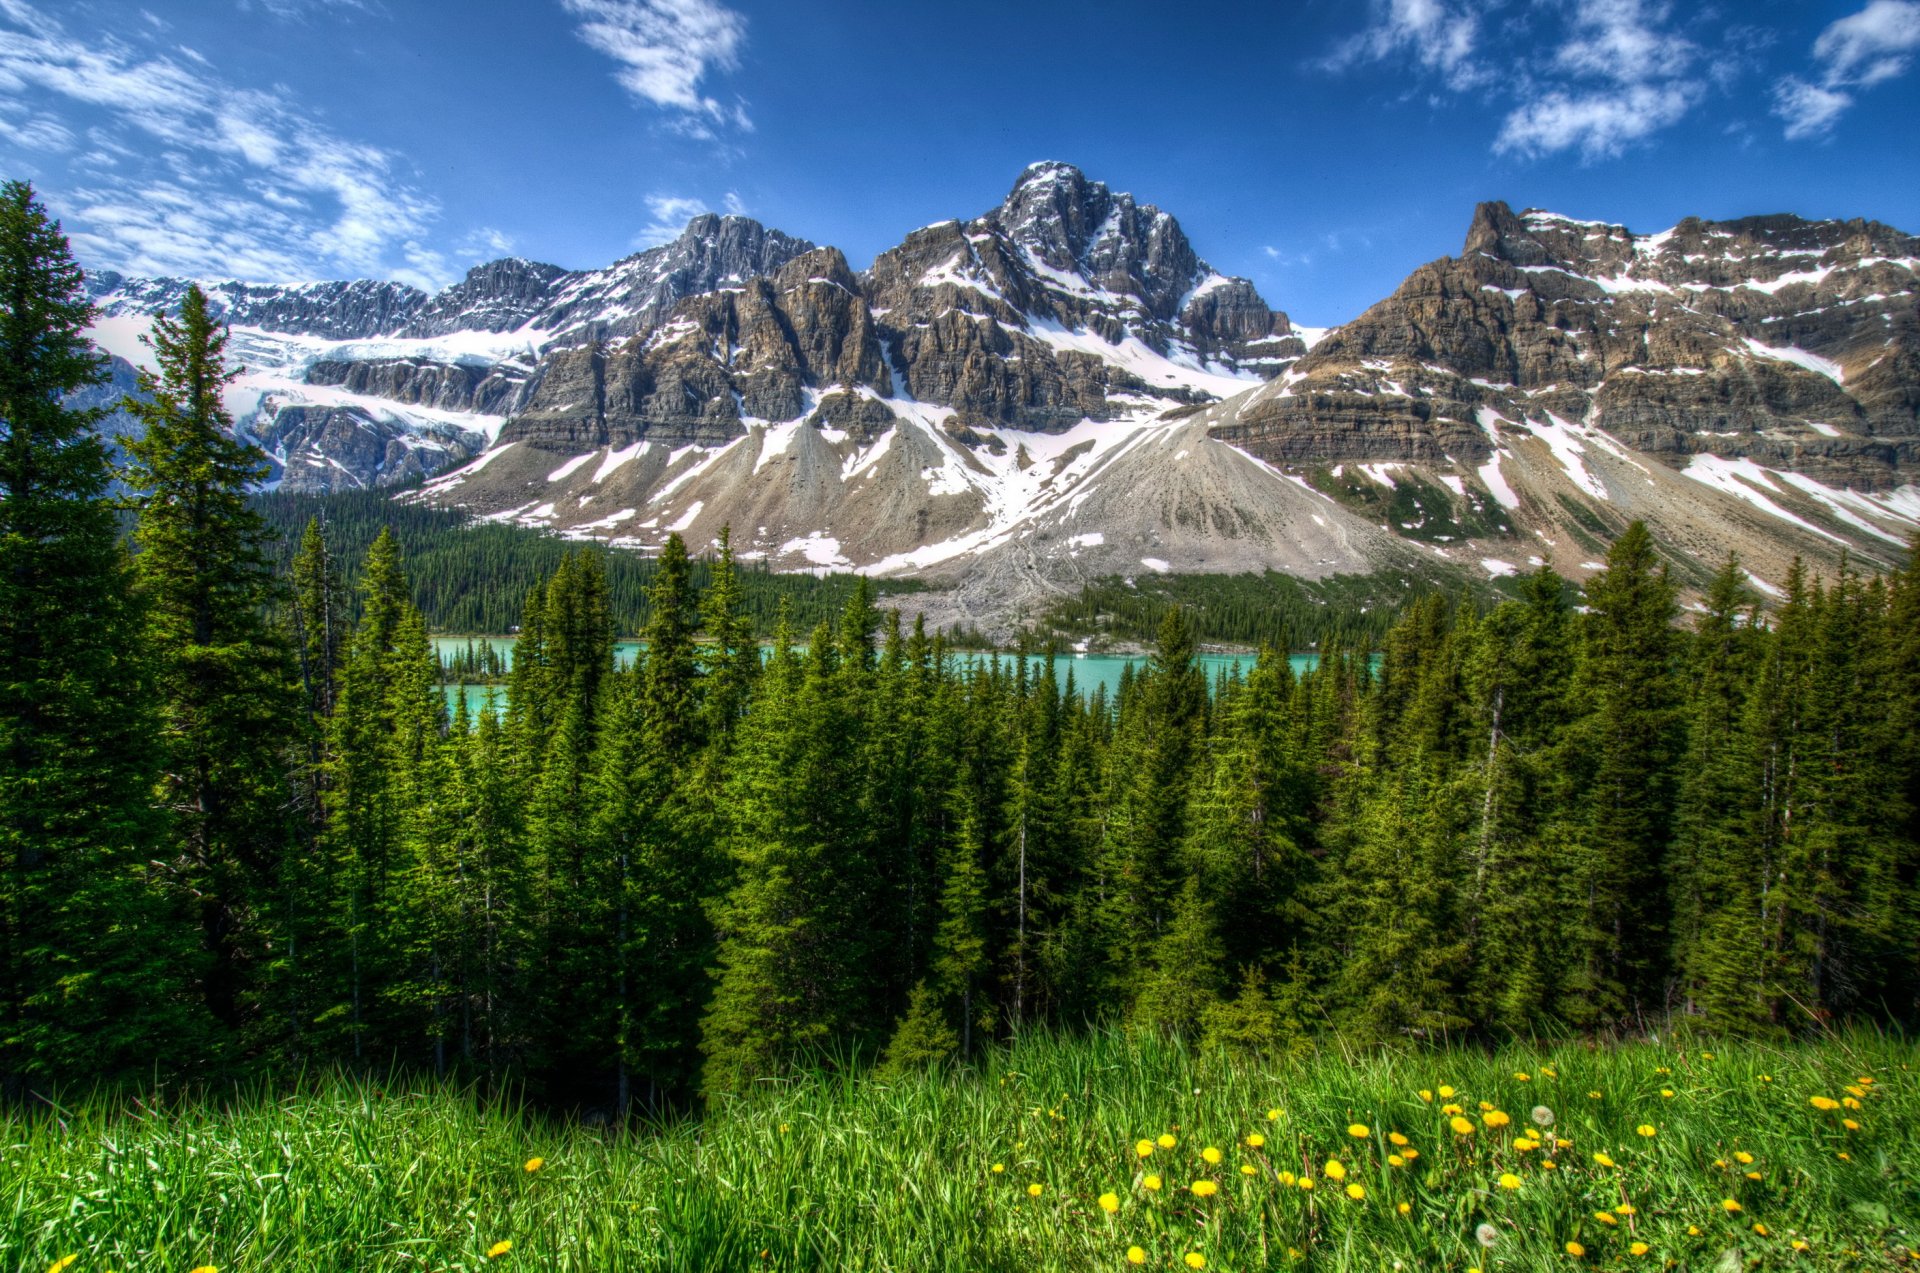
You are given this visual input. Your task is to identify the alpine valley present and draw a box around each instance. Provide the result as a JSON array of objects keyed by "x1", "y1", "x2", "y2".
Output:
[{"x1": 84, "y1": 162, "x2": 1920, "y2": 630}]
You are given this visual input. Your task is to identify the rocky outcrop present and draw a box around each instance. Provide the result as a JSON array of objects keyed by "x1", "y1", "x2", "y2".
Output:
[
  {"x1": 88, "y1": 271, "x2": 428, "y2": 339},
  {"x1": 1212, "y1": 201, "x2": 1920, "y2": 490},
  {"x1": 305, "y1": 356, "x2": 533, "y2": 415},
  {"x1": 254, "y1": 405, "x2": 481, "y2": 493},
  {"x1": 400, "y1": 258, "x2": 568, "y2": 337}
]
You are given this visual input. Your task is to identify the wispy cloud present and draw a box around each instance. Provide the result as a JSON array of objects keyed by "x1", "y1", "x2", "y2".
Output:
[
  {"x1": 1323, "y1": 0, "x2": 1488, "y2": 90},
  {"x1": 1772, "y1": 0, "x2": 1920, "y2": 140},
  {"x1": 0, "y1": 0, "x2": 444, "y2": 286},
  {"x1": 1328, "y1": 0, "x2": 1731, "y2": 162},
  {"x1": 560, "y1": 0, "x2": 750, "y2": 137},
  {"x1": 633, "y1": 189, "x2": 743, "y2": 246}
]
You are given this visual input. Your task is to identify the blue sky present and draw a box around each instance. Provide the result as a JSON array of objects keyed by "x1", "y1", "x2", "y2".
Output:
[{"x1": 2, "y1": 0, "x2": 1917, "y2": 326}]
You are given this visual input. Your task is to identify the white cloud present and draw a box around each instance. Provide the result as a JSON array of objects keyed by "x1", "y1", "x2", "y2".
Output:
[
  {"x1": 1323, "y1": 0, "x2": 1486, "y2": 89},
  {"x1": 1496, "y1": 81, "x2": 1699, "y2": 159},
  {"x1": 1327, "y1": 0, "x2": 1728, "y2": 161},
  {"x1": 1813, "y1": 0, "x2": 1920, "y2": 84},
  {"x1": 634, "y1": 191, "x2": 742, "y2": 246},
  {"x1": 1772, "y1": 1, "x2": 1920, "y2": 139},
  {"x1": 456, "y1": 226, "x2": 517, "y2": 259},
  {"x1": 0, "y1": 0, "x2": 444, "y2": 286},
  {"x1": 560, "y1": 0, "x2": 749, "y2": 132},
  {"x1": 1771, "y1": 76, "x2": 1853, "y2": 140}
]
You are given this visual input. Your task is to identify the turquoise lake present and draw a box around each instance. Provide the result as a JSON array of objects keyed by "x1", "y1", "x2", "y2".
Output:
[{"x1": 434, "y1": 636, "x2": 1319, "y2": 715}]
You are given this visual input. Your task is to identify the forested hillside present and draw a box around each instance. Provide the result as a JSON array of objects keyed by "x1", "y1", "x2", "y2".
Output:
[
  {"x1": 250, "y1": 487, "x2": 927, "y2": 638},
  {"x1": 5, "y1": 182, "x2": 1920, "y2": 1118}
]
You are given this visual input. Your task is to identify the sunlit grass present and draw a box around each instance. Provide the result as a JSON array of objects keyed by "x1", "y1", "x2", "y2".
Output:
[{"x1": 6, "y1": 1031, "x2": 1917, "y2": 1270}]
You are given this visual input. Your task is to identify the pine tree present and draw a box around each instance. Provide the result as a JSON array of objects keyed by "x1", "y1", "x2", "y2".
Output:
[
  {"x1": 1130, "y1": 876, "x2": 1226, "y2": 1037},
  {"x1": 0, "y1": 181, "x2": 207, "y2": 1086},
  {"x1": 125, "y1": 282, "x2": 301, "y2": 1036},
  {"x1": 1563, "y1": 522, "x2": 1679, "y2": 1025}
]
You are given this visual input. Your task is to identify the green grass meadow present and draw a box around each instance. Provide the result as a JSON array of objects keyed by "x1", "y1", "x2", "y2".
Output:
[{"x1": 7, "y1": 1032, "x2": 1917, "y2": 1272}]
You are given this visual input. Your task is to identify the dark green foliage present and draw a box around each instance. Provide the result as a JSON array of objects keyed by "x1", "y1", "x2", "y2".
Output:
[
  {"x1": 0, "y1": 182, "x2": 206, "y2": 1086},
  {"x1": 250, "y1": 486, "x2": 925, "y2": 637}
]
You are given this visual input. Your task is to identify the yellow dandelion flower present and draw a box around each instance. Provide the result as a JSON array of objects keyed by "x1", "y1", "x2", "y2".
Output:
[
  {"x1": 1387, "y1": 1153, "x2": 1405, "y2": 1167},
  {"x1": 524, "y1": 1156, "x2": 546, "y2": 1173},
  {"x1": 1846, "y1": 1085, "x2": 1866, "y2": 1098},
  {"x1": 1266, "y1": 1107, "x2": 1284, "y2": 1121},
  {"x1": 1402, "y1": 1147, "x2": 1420, "y2": 1161},
  {"x1": 1246, "y1": 1132, "x2": 1265, "y2": 1148},
  {"x1": 1450, "y1": 1116, "x2": 1475, "y2": 1136},
  {"x1": 1498, "y1": 1172, "x2": 1522, "y2": 1190},
  {"x1": 1661, "y1": 1089, "x2": 1674, "y2": 1099},
  {"x1": 1397, "y1": 1201, "x2": 1412, "y2": 1215},
  {"x1": 1028, "y1": 1183, "x2": 1043, "y2": 1197},
  {"x1": 1837, "y1": 1152, "x2": 1851, "y2": 1161},
  {"x1": 1136, "y1": 1139, "x2": 1155, "y2": 1158},
  {"x1": 1615, "y1": 1203, "x2": 1636, "y2": 1216},
  {"x1": 1514, "y1": 1138, "x2": 1537, "y2": 1152},
  {"x1": 1745, "y1": 1171, "x2": 1762, "y2": 1181},
  {"x1": 1566, "y1": 1241, "x2": 1586, "y2": 1257},
  {"x1": 1721, "y1": 1198, "x2": 1743, "y2": 1213},
  {"x1": 1760, "y1": 1075, "x2": 1773, "y2": 1084},
  {"x1": 1144, "y1": 1174, "x2": 1163, "y2": 1191},
  {"x1": 1127, "y1": 1247, "x2": 1147, "y2": 1266},
  {"x1": 1688, "y1": 1226, "x2": 1702, "y2": 1236},
  {"x1": 1191, "y1": 1179, "x2": 1218, "y2": 1198},
  {"x1": 487, "y1": 1242, "x2": 512, "y2": 1259},
  {"x1": 1635, "y1": 1124, "x2": 1656, "y2": 1138},
  {"x1": 1588, "y1": 1090, "x2": 1603, "y2": 1100},
  {"x1": 1843, "y1": 1096, "x2": 1863, "y2": 1111},
  {"x1": 1239, "y1": 1164, "x2": 1256, "y2": 1176},
  {"x1": 1201, "y1": 1146, "x2": 1223, "y2": 1165},
  {"x1": 1484, "y1": 1110, "x2": 1511, "y2": 1129},
  {"x1": 48, "y1": 1258, "x2": 79, "y2": 1273},
  {"x1": 1592, "y1": 1152, "x2": 1615, "y2": 1168},
  {"x1": 1843, "y1": 1118, "x2": 1861, "y2": 1131},
  {"x1": 1297, "y1": 1176, "x2": 1315, "y2": 1191},
  {"x1": 1542, "y1": 1159, "x2": 1557, "y2": 1170},
  {"x1": 1810, "y1": 1096, "x2": 1840, "y2": 1111},
  {"x1": 1857, "y1": 1075, "x2": 1875, "y2": 1085},
  {"x1": 1388, "y1": 1131, "x2": 1410, "y2": 1147},
  {"x1": 1277, "y1": 1170, "x2": 1296, "y2": 1185},
  {"x1": 1184, "y1": 1254, "x2": 1207, "y2": 1270},
  {"x1": 190, "y1": 1267, "x2": 219, "y2": 1273},
  {"x1": 1791, "y1": 1239, "x2": 1810, "y2": 1252},
  {"x1": 1556, "y1": 1137, "x2": 1572, "y2": 1149},
  {"x1": 779, "y1": 1124, "x2": 790, "y2": 1134},
  {"x1": 1418, "y1": 1089, "x2": 1434, "y2": 1103},
  {"x1": 1345, "y1": 1182, "x2": 1366, "y2": 1201},
  {"x1": 1714, "y1": 1157, "x2": 1729, "y2": 1168},
  {"x1": 1323, "y1": 1158, "x2": 1347, "y2": 1180},
  {"x1": 1702, "y1": 1051, "x2": 1715, "y2": 1060},
  {"x1": 991, "y1": 1163, "x2": 1005, "y2": 1174},
  {"x1": 1438, "y1": 1085, "x2": 1457, "y2": 1098},
  {"x1": 1442, "y1": 1103, "x2": 1465, "y2": 1116},
  {"x1": 1477, "y1": 1100, "x2": 1494, "y2": 1112},
  {"x1": 1629, "y1": 1241, "x2": 1650, "y2": 1256},
  {"x1": 1099, "y1": 1191, "x2": 1120, "y2": 1213},
  {"x1": 1595, "y1": 1211, "x2": 1618, "y2": 1225},
  {"x1": 1157, "y1": 1134, "x2": 1178, "y2": 1149},
  {"x1": 1753, "y1": 1223, "x2": 1769, "y2": 1237},
  {"x1": 1515, "y1": 1071, "x2": 1531, "y2": 1081},
  {"x1": 1541, "y1": 1067, "x2": 1558, "y2": 1078},
  {"x1": 1347, "y1": 1122, "x2": 1370, "y2": 1139}
]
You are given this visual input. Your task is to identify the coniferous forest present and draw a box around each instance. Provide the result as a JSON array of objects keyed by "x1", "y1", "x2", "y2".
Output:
[{"x1": 5, "y1": 181, "x2": 1920, "y2": 1122}]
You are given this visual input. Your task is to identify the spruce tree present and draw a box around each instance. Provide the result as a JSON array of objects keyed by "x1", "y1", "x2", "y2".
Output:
[
  {"x1": 0, "y1": 181, "x2": 206, "y2": 1085},
  {"x1": 124, "y1": 282, "x2": 301, "y2": 1035}
]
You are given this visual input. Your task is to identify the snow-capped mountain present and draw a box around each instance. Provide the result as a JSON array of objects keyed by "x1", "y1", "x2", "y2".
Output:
[
  {"x1": 1205, "y1": 201, "x2": 1920, "y2": 591},
  {"x1": 83, "y1": 214, "x2": 817, "y2": 492},
  {"x1": 81, "y1": 166, "x2": 1918, "y2": 629}
]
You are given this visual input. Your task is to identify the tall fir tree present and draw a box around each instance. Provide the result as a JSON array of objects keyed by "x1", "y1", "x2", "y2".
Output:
[
  {"x1": 0, "y1": 181, "x2": 206, "y2": 1086},
  {"x1": 125, "y1": 282, "x2": 301, "y2": 1037}
]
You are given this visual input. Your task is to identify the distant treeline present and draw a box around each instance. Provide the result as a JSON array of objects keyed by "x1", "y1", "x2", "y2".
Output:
[
  {"x1": 249, "y1": 486, "x2": 927, "y2": 637},
  {"x1": 1041, "y1": 567, "x2": 1517, "y2": 652}
]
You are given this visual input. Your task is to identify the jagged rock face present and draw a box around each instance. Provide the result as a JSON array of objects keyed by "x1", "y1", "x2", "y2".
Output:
[
  {"x1": 533, "y1": 215, "x2": 817, "y2": 345},
  {"x1": 304, "y1": 357, "x2": 533, "y2": 415},
  {"x1": 1216, "y1": 201, "x2": 1920, "y2": 489},
  {"x1": 400, "y1": 258, "x2": 569, "y2": 337},
  {"x1": 253, "y1": 405, "x2": 480, "y2": 493},
  {"x1": 502, "y1": 247, "x2": 893, "y2": 451},
  {"x1": 88, "y1": 271, "x2": 427, "y2": 340}
]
